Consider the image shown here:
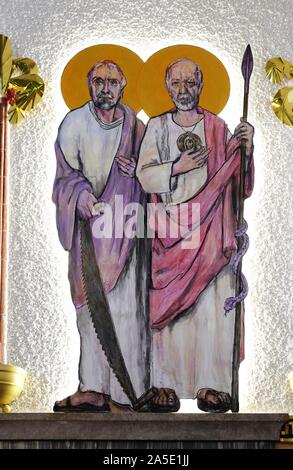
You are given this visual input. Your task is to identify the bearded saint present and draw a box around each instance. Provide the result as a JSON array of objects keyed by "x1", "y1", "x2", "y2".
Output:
[
  {"x1": 137, "y1": 58, "x2": 254, "y2": 412},
  {"x1": 52, "y1": 60, "x2": 149, "y2": 411}
]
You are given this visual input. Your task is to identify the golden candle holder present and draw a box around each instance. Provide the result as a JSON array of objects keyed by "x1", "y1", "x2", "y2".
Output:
[{"x1": 0, "y1": 363, "x2": 26, "y2": 413}]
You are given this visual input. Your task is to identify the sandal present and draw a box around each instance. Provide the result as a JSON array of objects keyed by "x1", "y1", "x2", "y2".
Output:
[
  {"x1": 53, "y1": 393, "x2": 110, "y2": 412},
  {"x1": 147, "y1": 387, "x2": 180, "y2": 413},
  {"x1": 196, "y1": 388, "x2": 232, "y2": 413}
]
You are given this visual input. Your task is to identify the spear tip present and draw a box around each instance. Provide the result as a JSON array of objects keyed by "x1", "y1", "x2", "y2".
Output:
[{"x1": 241, "y1": 44, "x2": 254, "y2": 81}]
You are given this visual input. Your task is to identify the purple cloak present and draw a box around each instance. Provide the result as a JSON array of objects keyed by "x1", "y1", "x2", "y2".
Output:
[{"x1": 52, "y1": 103, "x2": 145, "y2": 308}]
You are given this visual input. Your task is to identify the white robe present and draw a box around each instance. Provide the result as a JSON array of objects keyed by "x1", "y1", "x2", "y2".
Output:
[
  {"x1": 58, "y1": 102, "x2": 148, "y2": 404},
  {"x1": 137, "y1": 113, "x2": 235, "y2": 399}
]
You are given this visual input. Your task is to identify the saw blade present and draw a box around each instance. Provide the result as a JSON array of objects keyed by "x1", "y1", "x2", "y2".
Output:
[{"x1": 79, "y1": 218, "x2": 137, "y2": 406}]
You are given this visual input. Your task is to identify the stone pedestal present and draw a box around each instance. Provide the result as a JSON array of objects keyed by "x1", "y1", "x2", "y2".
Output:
[{"x1": 0, "y1": 413, "x2": 289, "y2": 449}]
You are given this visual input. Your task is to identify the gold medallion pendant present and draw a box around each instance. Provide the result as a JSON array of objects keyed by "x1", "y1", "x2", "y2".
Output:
[{"x1": 177, "y1": 132, "x2": 202, "y2": 152}]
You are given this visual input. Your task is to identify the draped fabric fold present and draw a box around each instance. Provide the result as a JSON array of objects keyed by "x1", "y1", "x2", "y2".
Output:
[
  {"x1": 52, "y1": 104, "x2": 145, "y2": 308},
  {"x1": 149, "y1": 108, "x2": 254, "y2": 330}
]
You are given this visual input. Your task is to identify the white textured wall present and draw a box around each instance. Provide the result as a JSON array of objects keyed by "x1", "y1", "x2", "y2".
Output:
[{"x1": 0, "y1": 0, "x2": 292, "y2": 412}]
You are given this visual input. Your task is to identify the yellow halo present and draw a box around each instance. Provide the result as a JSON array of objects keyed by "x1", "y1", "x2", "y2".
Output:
[
  {"x1": 139, "y1": 45, "x2": 230, "y2": 117},
  {"x1": 61, "y1": 44, "x2": 144, "y2": 112}
]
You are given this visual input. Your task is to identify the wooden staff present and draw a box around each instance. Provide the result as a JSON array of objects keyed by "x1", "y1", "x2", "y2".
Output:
[
  {"x1": 0, "y1": 96, "x2": 8, "y2": 364},
  {"x1": 231, "y1": 45, "x2": 253, "y2": 412}
]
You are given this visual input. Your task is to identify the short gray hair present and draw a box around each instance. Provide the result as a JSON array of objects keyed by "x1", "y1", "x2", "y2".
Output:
[
  {"x1": 165, "y1": 58, "x2": 203, "y2": 89},
  {"x1": 87, "y1": 60, "x2": 127, "y2": 90}
]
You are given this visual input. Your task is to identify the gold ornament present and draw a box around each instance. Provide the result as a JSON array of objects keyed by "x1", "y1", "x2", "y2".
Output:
[
  {"x1": 0, "y1": 35, "x2": 45, "y2": 124},
  {"x1": 265, "y1": 57, "x2": 292, "y2": 84},
  {"x1": 271, "y1": 86, "x2": 293, "y2": 126},
  {"x1": 284, "y1": 62, "x2": 293, "y2": 81},
  {"x1": 0, "y1": 35, "x2": 12, "y2": 95},
  {"x1": 280, "y1": 419, "x2": 293, "y2": 443},
  {"x1": 266, "y1": 56, "x2": 293, "y2": 126},
  {"x1": 177, "y1": 132, "x2": 203, "y2": 152},
  {"x1": 0, "y1": 36, "x2": 45, "y2": 364},
  {"x1": 12, "y1": 57, "x2": 39, "y2": 75},
  {"x1": 8, "y1": 74, "x2": 45, "y2": 124},
  {"x1": 0, "y1": 363, "x2": 26, "y2": 413}
]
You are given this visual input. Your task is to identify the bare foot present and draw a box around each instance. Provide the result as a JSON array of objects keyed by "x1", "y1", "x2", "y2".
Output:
[
  {"x1": 196, "y1": 388, "x2": 231, "y2": 412},
  {"x1": 54, "y1": 390, "x2": 110, "y2": 412},
  {"x1": 150, "y1": 388, "x2": 180, "y2": 412}
]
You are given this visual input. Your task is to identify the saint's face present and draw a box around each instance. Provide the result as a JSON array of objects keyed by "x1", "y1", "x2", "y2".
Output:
[
  {"x1": 90, "y1": 64, "x2": 123, "y2": 110},
  {"x1": 168, "y1": 61, "x2": 202, "y2": 111}
]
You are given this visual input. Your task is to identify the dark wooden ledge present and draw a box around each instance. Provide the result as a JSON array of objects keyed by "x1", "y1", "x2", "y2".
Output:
[{"x1": 0, "y1": 413, "x2": 288, "y2": 441}]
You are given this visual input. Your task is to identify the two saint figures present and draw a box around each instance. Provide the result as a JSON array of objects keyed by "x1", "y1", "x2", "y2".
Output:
[{"x1": 52, "y1": 53, "x2": 254, "y2": 413}]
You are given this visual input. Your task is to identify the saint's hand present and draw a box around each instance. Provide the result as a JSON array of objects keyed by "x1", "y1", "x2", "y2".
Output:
[
  {"x1": 115, "y1": 155, "x2": 136, "y2": 177},
  {"x1": 92, "y1": 201, "x2": 105, "y2": 216},
  {"x1": 77, "y1": 190, "x2": 99, "y2": 220},
  {"x1": 172, "y1": 147, "x2": 210, "y2": 176},
  {"x1": 233, "y1": 119, "x2": 254, "y2": 156}
]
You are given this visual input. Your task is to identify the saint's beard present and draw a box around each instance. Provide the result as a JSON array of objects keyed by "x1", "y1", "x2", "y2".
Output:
[
  {"x1": 172, "y1": 93, "x2": 199, "y2": 111},
  {"x1": 93, "y1": 92, "x2": 120, "y2": 110}
]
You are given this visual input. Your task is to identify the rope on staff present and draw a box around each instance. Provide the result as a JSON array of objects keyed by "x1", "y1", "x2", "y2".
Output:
[{"x1": 225, "y1": 44, "x2": 253, "y2": 413}]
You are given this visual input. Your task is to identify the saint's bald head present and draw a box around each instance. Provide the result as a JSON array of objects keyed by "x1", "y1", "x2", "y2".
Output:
[
  {"x1": 165, "y1": 58, "x2": 203, "y2": 111},
  {"x1": 87, "y1": 60, "x2": 127, "y2": 110}
]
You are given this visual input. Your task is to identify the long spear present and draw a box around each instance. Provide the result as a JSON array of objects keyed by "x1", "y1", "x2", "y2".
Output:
[{"x1": 231, "y1": 45, "x2": 254, "y2": 412}]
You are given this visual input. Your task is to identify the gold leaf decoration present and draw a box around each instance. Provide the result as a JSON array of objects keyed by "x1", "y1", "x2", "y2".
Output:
[
  {"x1": 8, "y1": 105, "x2": 26, "y2": 124},
  {"x1": 271, "y1": 86, "x2": 293, "y2": 126},
  {"x1": 0, "y1": 35, "x2": 13, "y2": 95},
  {"x1": 9, "y1": 74, "x2": 45, "y2": 113},
  {"x1": 265, "y1": 57, "x2": 292, "y2": 84},
  {"x1": 12, "y1": 58, "x2": 38, "y2": 75},
  {"x1": 284, "y1": 62, "x2": 293, "y2": 80},
  {"x1": 0, "y1": 35, "x2": 45, "y2": 125}
]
